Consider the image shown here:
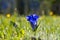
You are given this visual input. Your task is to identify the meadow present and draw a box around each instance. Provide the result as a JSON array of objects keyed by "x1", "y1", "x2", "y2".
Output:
[{"x1": 0, "y1": 13, "x2": 60, "y2": 40}]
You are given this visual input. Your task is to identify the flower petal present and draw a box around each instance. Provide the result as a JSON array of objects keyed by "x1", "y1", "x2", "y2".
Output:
[{"x1": 26, "y1": 16, "x2": 30, "y2": 21}]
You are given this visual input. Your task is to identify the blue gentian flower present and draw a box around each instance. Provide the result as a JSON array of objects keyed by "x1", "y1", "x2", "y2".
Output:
[{"x1": 26, "y1": 14, "x2": 39, "y2": 31}]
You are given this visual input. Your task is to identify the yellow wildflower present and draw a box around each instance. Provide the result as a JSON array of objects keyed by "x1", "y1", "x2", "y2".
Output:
[
  {"x1": 49, "y1": 11, "x2": 53, "y2": 16},
  {"x1": 20, "y1": 29, "x2": 25, "y2": 37},
  {"x1": 6, "y1": 13, "x2": 11, "y2": 18},
  {"x1": 22, "y1": 30, "x2": 25, "y2": 35},
  {"x1": 20, "y1": 29, "x2": 25, "y2": 35}
]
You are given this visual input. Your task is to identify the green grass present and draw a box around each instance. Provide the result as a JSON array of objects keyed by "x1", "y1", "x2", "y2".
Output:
[{"x1": 0, "y1": 14, "x2": 60, "y2": 40}]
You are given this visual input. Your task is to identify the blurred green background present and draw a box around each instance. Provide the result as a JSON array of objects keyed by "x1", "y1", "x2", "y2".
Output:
[{"x1": 0, "y1": 0, "x2": 60, "y2": 40}]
